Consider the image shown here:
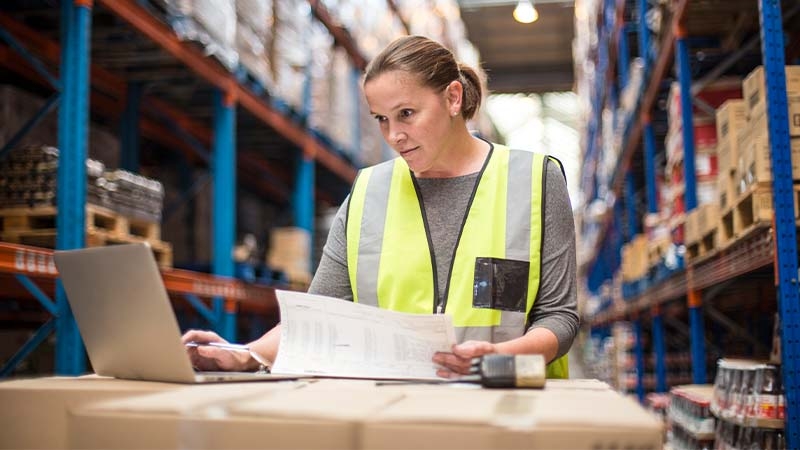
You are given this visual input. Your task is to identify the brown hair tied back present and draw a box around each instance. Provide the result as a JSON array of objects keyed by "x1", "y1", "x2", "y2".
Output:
[{"x1": 364, "y1": 35, "x2": 484, "y2": 120}]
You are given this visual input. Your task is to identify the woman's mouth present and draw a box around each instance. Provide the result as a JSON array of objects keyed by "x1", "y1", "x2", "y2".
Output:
[{"x1": 399, "y1": 146, "x2": 419, "y2": 155}]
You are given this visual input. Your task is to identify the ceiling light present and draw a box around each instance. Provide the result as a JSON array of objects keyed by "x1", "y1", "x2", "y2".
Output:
[{"x1": 513, "y1": 0, "x2": 539, "y2": 23}]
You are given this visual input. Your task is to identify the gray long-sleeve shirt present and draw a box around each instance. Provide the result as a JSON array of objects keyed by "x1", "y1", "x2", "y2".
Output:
[{"x1": 308, "y1": 158, "x2": 579, "y2": 359}]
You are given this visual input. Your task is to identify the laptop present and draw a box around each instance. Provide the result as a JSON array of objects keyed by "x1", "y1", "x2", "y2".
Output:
[{"x1": 53, "y1": 243, "x2": 298, "y2": 383}]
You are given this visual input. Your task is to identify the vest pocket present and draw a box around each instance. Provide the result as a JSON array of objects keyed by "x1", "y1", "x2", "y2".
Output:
[{"x1": 472, "y1": 257, "x2": 529, "y2": 312}]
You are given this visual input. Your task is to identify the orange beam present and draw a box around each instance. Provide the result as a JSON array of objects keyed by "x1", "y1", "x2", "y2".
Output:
[{"x1": 0, "y1": 242, "x2": 276, "y2": 309}]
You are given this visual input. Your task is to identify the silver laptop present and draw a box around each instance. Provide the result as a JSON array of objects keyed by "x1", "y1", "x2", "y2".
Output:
[{"x1": 54, "y1": 243, "x2": 297, "y2": 383}]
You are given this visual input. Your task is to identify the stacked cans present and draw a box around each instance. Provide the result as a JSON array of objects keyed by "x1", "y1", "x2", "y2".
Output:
[
  {"x1": 711, "y1": 359, "x2": 785, "y2": 450},
  {"x1": 100, "y1": 169, "x2": 164, "y2": 223},
  {"x1": 714, "y1": 421, "x2": 785, "y2": 450},
  {"x1": 0, "y1": 145, "x2": 163, "y2": 224},
  {"x1": 0, "y1": 145, "x2": 105, "y2": 208}
]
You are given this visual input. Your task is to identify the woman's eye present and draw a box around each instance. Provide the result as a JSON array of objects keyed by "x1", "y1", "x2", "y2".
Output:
[
  {"x1": 374, "y1": 115, "x2": 387, "y2": 123},
  {"x1": 400, "y1": 109, "x2": 413, "y2": 118}
]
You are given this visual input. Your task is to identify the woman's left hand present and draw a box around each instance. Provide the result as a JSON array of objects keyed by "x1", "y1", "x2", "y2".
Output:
[{"x1": 432, "y1": 340, "x2": 497, "y2": 378}]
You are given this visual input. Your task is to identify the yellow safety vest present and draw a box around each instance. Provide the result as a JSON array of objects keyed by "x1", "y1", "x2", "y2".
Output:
[{"x1": 346, "y1": 144, "x2": 568, "y2": 378}]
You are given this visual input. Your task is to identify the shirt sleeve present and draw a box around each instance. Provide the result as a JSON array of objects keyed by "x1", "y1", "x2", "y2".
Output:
[
  {"x1": 307, "y1": 197, "x2": 354, "y2": 301},
  {"x1": 526, "y1": 160, "x2": 580, "y2": 359}
]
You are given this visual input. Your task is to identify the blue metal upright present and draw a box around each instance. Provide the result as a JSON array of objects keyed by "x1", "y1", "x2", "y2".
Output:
[
  {"x1": 293, "y1": 156, "x2": 315, "y2": 235},
  {"x1": 618, "y1": 24, "x2": 630, "y2": 89},
  {"x1": 625, "y1": 173, "x2": 638, "y2": 237},
  {"x1": 637, "y1": 0, "x2": 650, "y2": 69},
  {"x1": 638, "y1": 0, "x2": 658, "y2": 216},
  {"x1": 688, "y1": 291, "x2": 706, "y2": 383},
  {"x1": 54, "y1": 0, "x2": 92, "y2": 375},
  {"x1": 351, "y1": 66, "x2": 362, "y2": 161},
  {"x1": 120, "y1": 82, "x2": 142, "y2": 172},
  {"x1": 643, "y1": 120, "x2": 658, "y2": 213},
  {"x1": 759, "y1": 0, "x2": 800, "y2": 445},
  {"x1": 652, "y1": 309, "x2": 667, "y2": 392},
  {"x1": 633, "y1": 319, "x2": 645, "y2": 403},
  {"x1": 211, "y1": 89, "x2": 237, "y2": 342},
  {"x1": 675, "y1": 33, "x2": 698, "y2": 211},
  {"x1": 294, "y1": 50, "x2": 316, "y2": 269}
]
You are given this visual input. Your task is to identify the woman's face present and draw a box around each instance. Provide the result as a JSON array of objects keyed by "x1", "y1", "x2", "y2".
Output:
[{"x1": 364, "y1": 70, "x2": 462, "y2": 177}]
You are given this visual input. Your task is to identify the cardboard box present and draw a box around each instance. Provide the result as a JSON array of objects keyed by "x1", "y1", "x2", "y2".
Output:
[
  {"x1": 739, "y1": 133, "x2": 800, "y2": 187},
  {"x1": 748, "y1": 92, "x2": 800, "y2": 137},
  {"x1": 68, "y1": 381, "x2": 396, "y2": 450},
  {"x1": 742, "y1": 65, "x2": 800, "y2": 118},
  {"x1": 362, "y1": 387, "x2": 663, "y2": 450},
  {"x1": 717, "y1": 139, "x2": 735, "y2": 175},
  {"x1": 716, "y1": 99, "x2": 746, "y2": 143},
  {"x1": 0, "y1": 376, "x2": 177, "y2": 449},
  {"x1": 69, "y1": 381, "x2": 309, "y2": 449},
  {"x1": 267, "y1": 227, "x2": 312, "y2": 284}
]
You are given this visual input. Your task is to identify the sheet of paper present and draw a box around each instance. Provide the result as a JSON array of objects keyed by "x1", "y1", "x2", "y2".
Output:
[{"x1": 271, "y1": 290, "x2": 457, "y2": 380}]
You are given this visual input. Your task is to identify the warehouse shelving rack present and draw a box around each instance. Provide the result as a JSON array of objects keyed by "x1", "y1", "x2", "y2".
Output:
[
  {"x1": 580, "y1": 0, "x2": 799, "y2": 445},
  {"x1": 0, "y1": 0, "x2": 399, "y2": 377}
]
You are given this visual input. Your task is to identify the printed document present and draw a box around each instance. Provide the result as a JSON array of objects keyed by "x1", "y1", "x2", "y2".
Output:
[{"x1": 271, "y1": 290, "x2": 457, "y2": 380}]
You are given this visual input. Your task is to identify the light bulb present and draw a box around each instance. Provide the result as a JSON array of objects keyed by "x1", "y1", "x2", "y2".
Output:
[{"x1": 513, "y1": 0, "x2": 539, "y2": 24}]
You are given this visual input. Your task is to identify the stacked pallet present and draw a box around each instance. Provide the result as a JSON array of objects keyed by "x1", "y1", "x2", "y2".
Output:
[
  {"x1": 685, "y1": 65, "x2": 800, "y2": 261},
  {"x1": 0, "y1": 145, "x2": 172, "y2": 267}
]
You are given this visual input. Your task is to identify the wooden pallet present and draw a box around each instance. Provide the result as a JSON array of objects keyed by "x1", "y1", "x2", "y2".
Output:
[
  {"x1": 0, "y1": 204, "x2": 160, "y2": 241},
  {"x1": 0, "y1": 205, "x2": 171, "y2": 268},
  {"x1": 686, "y1": 227, "x2": 718, "y2": 261},
  {"x1": 1, "y1": 228, "x2": 173, "y2": 268}
]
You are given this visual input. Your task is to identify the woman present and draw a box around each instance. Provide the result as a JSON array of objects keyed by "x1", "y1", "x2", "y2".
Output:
[{"x1": 183, "y1": 35, "x2": 579, "y2": 378}]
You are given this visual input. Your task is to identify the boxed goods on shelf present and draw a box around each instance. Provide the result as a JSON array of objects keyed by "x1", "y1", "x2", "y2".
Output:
[
  {"x1": 742, "y1": 65, "x2": 800, "y2": 136},
  {"x1": 716, "y1": 99, "x2": 747, "y2": 145},
  {"x1": 267, "y1": 226, "x2": 312, "y2": 287},
  {"x1": 156, "y1": 0, "x2": 239, "y2": 70}
]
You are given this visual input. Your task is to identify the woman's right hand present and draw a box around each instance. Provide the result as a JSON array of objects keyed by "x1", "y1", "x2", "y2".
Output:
[{"x1": 180, "y1": 329, "x2": 251, "y2": 372}]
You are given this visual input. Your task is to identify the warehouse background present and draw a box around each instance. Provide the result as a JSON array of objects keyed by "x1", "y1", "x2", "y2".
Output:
[{"x1": 0, "y1": 0, "x2": 798, "y2": 447}]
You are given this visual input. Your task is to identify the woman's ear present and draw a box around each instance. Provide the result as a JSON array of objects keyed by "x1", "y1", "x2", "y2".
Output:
[{"x1": 446, "y1": 80, "x2": 463, "y2": 115}]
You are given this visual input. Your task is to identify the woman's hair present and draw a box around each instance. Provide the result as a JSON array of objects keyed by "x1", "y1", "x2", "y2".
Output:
[{"x1": 364, "y1": 35, "x2": 484, "y2": 120}]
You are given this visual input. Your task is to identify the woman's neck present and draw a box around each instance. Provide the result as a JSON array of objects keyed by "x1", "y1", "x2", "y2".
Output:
[{"x1": 414, "y1": 132, "x2": 490, "y2": 178}]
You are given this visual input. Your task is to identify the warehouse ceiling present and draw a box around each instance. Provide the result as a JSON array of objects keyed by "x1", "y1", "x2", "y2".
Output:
[{"x1": 457, "y1": 0, "x2": 576, "y2": 94}]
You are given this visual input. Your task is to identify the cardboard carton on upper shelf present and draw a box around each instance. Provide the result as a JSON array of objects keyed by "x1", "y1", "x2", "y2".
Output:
[
  {"x1": 742, "y1": 66, "x2": 800, "y2": 119},
  {"x1": 267, "y1": 226, "x2": 312, "y2": 286},
  {"x1": 0, "y1": 375, "x2": 177, "y2": 450},
  {"x1": 716, "y1": 99, "x2": 746, "y2": 144}
]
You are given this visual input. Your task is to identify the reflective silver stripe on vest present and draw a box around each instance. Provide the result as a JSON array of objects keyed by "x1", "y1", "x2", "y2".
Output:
[
  {"x1": 506, "y1": 150, "x2": 532, "y2": 261},
  {"x1": 356, "y1": 161, "x2": 395, "y2": 307},
  {"x1": 488, "y1": 150, "x2": 535, "y2": 341}
]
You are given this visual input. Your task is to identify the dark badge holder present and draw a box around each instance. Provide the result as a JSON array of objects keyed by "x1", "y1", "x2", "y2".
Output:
[{"x1": 472, "y1": 257, "x2": 530, "y2": 312}]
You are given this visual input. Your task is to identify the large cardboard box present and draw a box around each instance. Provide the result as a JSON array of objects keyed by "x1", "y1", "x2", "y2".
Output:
[
  {"x1": 68, "y1": 381, "x2": 397, "y2": 449},
  {"x1": 66, "y1": 378, "x2": 661, "y2": 450},
  {"x1": 0, "y1": 376, "x2": 177, "y2": 449},
  {"x1": 716, "y1": 99, "x2": 746, "y2": 143},
  {"x1": 68, "y1": 381, "x2": 310, "y2": 449},
  {"x1": 742, "y1": 66, "x2": 800, "y2": 124},
  {"x1": 362, "y1": 387, "x2": 664, "y2": 450}
]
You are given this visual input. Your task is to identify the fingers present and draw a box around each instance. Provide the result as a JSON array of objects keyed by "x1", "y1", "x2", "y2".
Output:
[
  {"x1": 193, "y1": 345, "x2": 243, "y2": 371},
  {"x1": 451, "y1": 340, "x2": 496, "y2": 359},
  {"x1": 432, "y1": 351, "x2": 472, "y2": 375},
  {"x1": 181, "y1": 329, "x2": 234, "y2": 371},
  {"x1": 432, "y1": 341, "x2": 499, "y2": 377},
  {"x1": 181, "y1": 329, "x2": 226, "y2": 345}
]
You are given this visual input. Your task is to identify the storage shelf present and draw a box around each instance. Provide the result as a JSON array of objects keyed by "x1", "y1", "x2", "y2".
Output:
[
  {"x1": 591, "y1": 225, "x2": 773, "y2": 326},
  {"x1": 0, "y1": 241, "x2": 278, "y2": 312}
]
